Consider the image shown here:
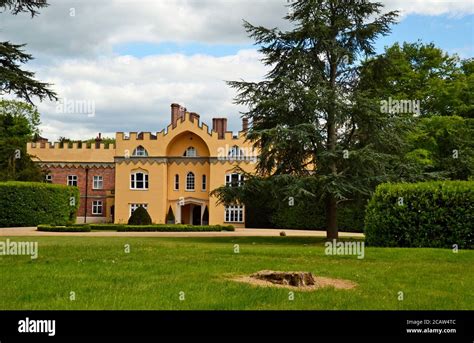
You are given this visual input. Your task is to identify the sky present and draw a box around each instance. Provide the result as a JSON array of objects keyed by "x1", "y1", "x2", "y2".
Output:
[{"x1": 0, "y1": 0, "x2": 473, "y2": 141}]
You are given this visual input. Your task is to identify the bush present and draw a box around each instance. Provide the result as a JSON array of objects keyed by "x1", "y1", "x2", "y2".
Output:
[
  {"x1": 37, "y1": 224, "x2": 91, "y2": 232},
  {"x1": 365, "y1": 181, "x2": 473, "y2": 249},
  {"x1": 128, "y1": 206, "x2": 152, "y2": 225},
  {"x1": 116, "y1": 224, "x2": 235, "y2": 232},
  {"x1": 271, "y1": 199, "x2": 365, "y2": 232},
  {"x1": 0, "y1": 182, "x2": 79, "y2": 227},
  {"x1": 166, "y1": 206, "x2": 175, "y2": 224}
]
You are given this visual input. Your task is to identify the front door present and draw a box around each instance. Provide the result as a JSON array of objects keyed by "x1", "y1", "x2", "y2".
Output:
[{"x1": 192, "y1": 205, "x2": 201, "y2": 225}]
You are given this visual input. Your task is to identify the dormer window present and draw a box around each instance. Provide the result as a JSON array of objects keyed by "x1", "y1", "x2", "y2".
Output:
[
  {"x1": 133, "y1": 146, "x2": 148, "y2": 157},
  {"x1": 183, "y1": 146, "x2": 197, "y2": 157}
]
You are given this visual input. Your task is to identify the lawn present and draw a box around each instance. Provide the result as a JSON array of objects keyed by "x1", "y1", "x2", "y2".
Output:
[{"x1": 0, "y1": 236, "x2": 472, "y2": 310}]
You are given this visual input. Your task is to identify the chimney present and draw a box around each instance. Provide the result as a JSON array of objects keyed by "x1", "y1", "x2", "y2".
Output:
[
  {"x1": 212, "y1": 118, "x2": 227, "y2": 139},
  {"x1": 242, "y1": 118, "x2": 249, "y2": 132},
  {"x1": 190, "y1": 112, "x2": 200, "y2": 123},
  {"x1": 95, "y1": 133, "x2": 102, "y2": 148},
  {"x1": 171, "y1": 103, "x2": 185, "y2": 127}
]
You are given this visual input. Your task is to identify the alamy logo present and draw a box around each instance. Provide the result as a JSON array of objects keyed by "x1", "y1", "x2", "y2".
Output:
[
  {"x1": 18, "y1": 317, "x2": 56, "y2": 337},
  {"x1": 325, "y1": 239, "x2": 365, "y2": 259},
  {"x1": 380, "y1": 97, "x2": 420, "y2": 115},
  {"x1": 0, "y1": 239, "x2": 38, "y2": 259}
]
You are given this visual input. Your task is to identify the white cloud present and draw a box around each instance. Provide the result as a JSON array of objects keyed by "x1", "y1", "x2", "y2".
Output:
[{"x1": 35, "y1": 49, "x2": 267, "y2": 140}]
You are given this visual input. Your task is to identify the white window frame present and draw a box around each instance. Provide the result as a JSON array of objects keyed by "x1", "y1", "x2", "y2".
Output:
[
  {"x1": 45, "y1": 174, "x2": 52, "y2": 183},
  {"x1": 132, "y1": 146, "x2": 148, "y2": 157},
  {"x1": 225, "y1": 173, "x2": 244, "y2": 188},
  {"x1": 130, "y1": 171, "x2": 149, "y2": 190},
  {"x1": 129, "y1": 203, "x2": 148, "y2": 217},
  {"x1": 93, "y1": 175, "x2": 103, "y2": 190},
  {"x1": 225, "y1": 205, "x2": 244, "y2": 223},
  {"x1": 92, "y1": 200, "x2": 103, "y2": 215},
  {"x1": 184, "y1": 146, "x2": 197, "y2": 157},
  {"x1": 174, "y1": 174, "x2": 179, "y2": 191},
  {"x1": 202, "y1": 174, "x2": 207, "y2": 191},
  {"x1": 67, "y1": 175, "x2": 78, "y2": 187},
  {"x1": 186, "y1": 172, "x2": 195, "y2": 191}
]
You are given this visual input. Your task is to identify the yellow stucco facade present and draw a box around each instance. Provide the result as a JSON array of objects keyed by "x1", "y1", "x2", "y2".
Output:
[{"x1": 27, "y1": 105, "x2": 256, "y2": 227}]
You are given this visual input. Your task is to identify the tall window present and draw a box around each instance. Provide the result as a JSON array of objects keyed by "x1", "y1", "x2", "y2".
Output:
[
  {"x1": 174, "y1": 174, "x2": 180, "y2": 191},
  {"x1": 183, "y1": 146, "x2": 197, "y2": 157},
  {"x1": 130, "y1": 171, "x2": 149, "y2": 190},
  {"x1": 67, "y1": 175, "x2": 78, "y2": 187},
  {"x1": 202, "y1": 175, "x2": 207, "y2": 191},
  {"x1": 225, "y1": 205, "x2": 244, "y2": 223},
  {"x1": 129, "y1": 203, "x2": 148, "y2": 217},
  {"x1": 93, "y1": 175, "x2": 103, "y2": 189},
  {"x1": 92, "y1": 201, "x2": 103, "y2": 215},
  {"x1": 132, "y1": 146, "x2": 148, "y2": 157},
  {"x1": 186, "y1": 172, "x2": 195, "y2": 191},
  {"x1": 225, "y1": 173, "x2": 243, "y2": 187}
]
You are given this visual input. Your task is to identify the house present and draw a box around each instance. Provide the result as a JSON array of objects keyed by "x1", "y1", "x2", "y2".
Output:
[{"x1": 27, "y1": 104, "x2": 256, "y2": 227}]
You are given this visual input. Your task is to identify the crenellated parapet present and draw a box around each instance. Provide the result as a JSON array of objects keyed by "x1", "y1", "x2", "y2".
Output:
[{"x1": 27, "y1": 141, "x2": 116, "y2": 163}]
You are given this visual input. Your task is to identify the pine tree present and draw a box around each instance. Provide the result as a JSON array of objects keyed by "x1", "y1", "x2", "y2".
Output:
[
  {"x1": 0, "y1": 0, "x2": 57, "y2": 104},
  {"x1": 227, "y1": 0, "x2": 399, "y2": 239}
]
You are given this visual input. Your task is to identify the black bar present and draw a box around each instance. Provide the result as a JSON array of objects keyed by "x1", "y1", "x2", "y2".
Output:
[{"x1": 0, "y1": 310, "x2": 472, "y2": 339}]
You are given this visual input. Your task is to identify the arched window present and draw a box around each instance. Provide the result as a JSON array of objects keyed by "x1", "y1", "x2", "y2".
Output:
[
  {"x1": 186, "y1": 172, "x2": 195, "y2": 191},
  {"x1": 228, "y1": 145, "x2": 244, "y2": 159},
  {"x1": 132, "y1": 145, "x2": 148, "y2": 157},
  {"x1": 183, "y1": 146, "x2": 197, "y2": 157},
  {"x1": 130, "y1": 171, "x2": 149, "y2": 190}
]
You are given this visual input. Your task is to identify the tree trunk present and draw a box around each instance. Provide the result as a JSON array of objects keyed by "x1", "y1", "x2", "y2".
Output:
[{"x1": 326, "y1": 194, "x2": 338, "y2": 239}]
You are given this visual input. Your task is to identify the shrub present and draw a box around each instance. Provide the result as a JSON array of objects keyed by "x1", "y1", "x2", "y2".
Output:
[
  {"x1": 365, "y1": 181, "x2": 473, "y2": 249},
  {"x1": 0, "y1": 182, "x2": 79, "y2": 227},
  {"x1": 127, "y1": 206, "x2": 152, "y2": 225},
  {"x1": 271, "y1": 199, "x2": 365, "y2": 232},
  {"x1": 37, "y1": 224, "x2": 91, "y2": 232},
  {"x1": 166, "y1": 206, "x2": 175, "y2": 224},
  {"x1": 116, "y1": 224, "x2": 235, "y2": 232}
]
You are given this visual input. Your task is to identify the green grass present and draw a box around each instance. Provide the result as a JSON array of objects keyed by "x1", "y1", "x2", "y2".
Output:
[{"x1": 0, "y1": 236, "x2": 472, "y2": 310}]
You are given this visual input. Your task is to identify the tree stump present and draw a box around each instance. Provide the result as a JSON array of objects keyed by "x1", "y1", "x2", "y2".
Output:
[{"x1": 250, "y1": 270, "x2": 315, "y2": 287}]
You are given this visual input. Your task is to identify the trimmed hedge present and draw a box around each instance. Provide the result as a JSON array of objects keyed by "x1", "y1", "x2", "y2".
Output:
[
  {"x1": 365, "y1": 181, "x2": 473, "y2": 249},
  {"x1": 128, "y1": 206, "x2": 152, "y2": 225},
  {"x1": 37, "y1": 224, "x2": 91, "y2": 232},
  {"x1": 116, "y1": 224, "x2": 235, "y2": 232},
  {"x1": 0, "y1": 182, "x2": 80, "y2": 227},
  {"x1": 271, "y1": 199, "x2": 365, "y2": 232}
]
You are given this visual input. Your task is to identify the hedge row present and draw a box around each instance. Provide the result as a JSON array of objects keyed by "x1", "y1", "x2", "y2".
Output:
[
  {"x1": 0, "y1": 182, "x2": 80, "y2": 227},
  {"x1": 365, "y1": 181, "x2": 473, "y2": 249},
  {"x1": 37, "y1": 225, "x2": 91, "y2": 232},
  {"x1": 54, "y1": 224, "x2": 236, "y2": 232},
  {"x1": 271, "y1": 199, "x2": 365, "y2": 232},
  {"x1": 116, "y1": 224, "x2": 235, "y2": 232}
]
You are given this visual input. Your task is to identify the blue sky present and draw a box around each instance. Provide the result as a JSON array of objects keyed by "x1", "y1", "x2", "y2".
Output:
[{"x1": 114, "y1": 14, "x2": 474, "y2": 59}]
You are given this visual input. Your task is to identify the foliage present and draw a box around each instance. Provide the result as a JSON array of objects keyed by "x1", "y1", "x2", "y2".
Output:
[
  {"x1": 127, "y1": 206, "x2": 152, "y2": 225},
  {"x1": 0, "y1": 0, "x2": 48, "y2": 17},
  {"x1": 37, "y1": 225, "x2": 91, "y2": 232},
  {"x1": 0, "y1": 181, "x2": 79, "y2": 227},
  {"x1": 116, "y1": 224, "x2": 235, "y2": 232},
  {"x1": 365, "y1": 181, "x2": 473, "y2": 249},
  {"x1": 0, "y1": 99, "x2": 44, "y2": 181},
  {"x1": 359, "y1": 42, "x2": 474, "y2": 118},
  {"x1": 224, "y1": 0, "x2": 400, "y2": 238},
  {"x1": 166, "y1": 206, "x2": 175, "y2": 224},
  {"x1": 405, "y1": 116, "x2": 474, "y2": 180},
  {"x1": 0, "y1": 0, "x2": 57, "y2": 104}
]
